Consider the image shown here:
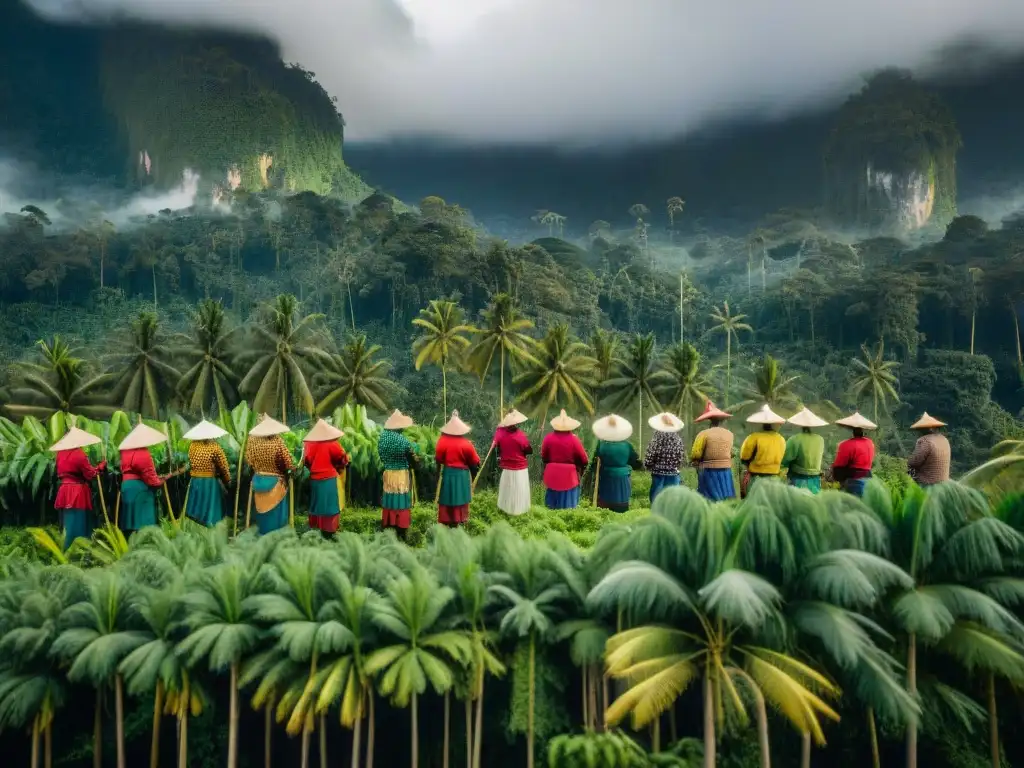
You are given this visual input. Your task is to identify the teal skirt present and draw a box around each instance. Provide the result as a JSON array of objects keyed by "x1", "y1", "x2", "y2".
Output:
[
  {"x1": 439, "y1": 467, "x2": 472, "y2": 507},
  {"x1": 185, "y1": 477, "x2": 224, "y2": 526},
  {"x1": 252, "y1": 474, "x2": 289, "y2": 535},
  {"x1": 788, "y1": 474, "x2": 821, "y2": 494},
  {"x1": 598, "y1": 472, "x2": 631, "y2": 513},
  {"x1": 62, "y1": 509, "x2": 91, "y2": 550},
  {"x1": 121, "y1": 479, "x2": 158, "y2": 531},
  {"x1": 309, "y1": 477, "x2": 341, "y2": 519}
]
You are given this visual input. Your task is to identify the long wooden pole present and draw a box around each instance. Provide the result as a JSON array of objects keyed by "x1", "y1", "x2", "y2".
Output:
[
  {"x1": 472, "y1": 443, "x2": 496, "y2": 493},
  {"x1": 245, "y1": 483, "x2": 254, "y2": 529},
  {"x1": 164, "y1": 424, "x2": 179, "y2": 528},
  {"x1": 233, "y1": 434, "x2": 248, "y2": 536},
  {"x1": 96, "y1": 440, "x2": 110, "y2": 527},
  {"x1": 592, "y1": 458, "x2": 602, "y2": 507},
  {"x1": 434, "y1": 465, "x2": 445, "y2": 504}
]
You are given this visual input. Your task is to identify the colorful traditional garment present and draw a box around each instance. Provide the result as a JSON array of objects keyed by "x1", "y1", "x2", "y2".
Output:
[
  {"x1": 907, "y1": 433, "x2": 951, "y2": 486},
  {"x1": 689, "y1": 426, "x2": 736, "y2": 501},
  {"x1": 644, "y1": 431, "x2": 684, "y2": 503},
  {"x1": 781, "y1": 431, "x2": 825, "y2": 494},
  {"x1": 832, "y1": 435, "x2": 875, "y2": 496},
  {"x1": 246, "y1": 435, "x2": 294, "y2": 534},
  {"x1": 435, "y1": 434, "x2": 481, "y2": 525},
  {"x1": 378, "y1": 429, "x2": 416, "y2": 531},
  {"x1": 55, "y1": 448, "x2": 104, "y2": 549},
  {"x1": 304, "y1": 440, "x2": 349, "y2": 533},
  {"x1": 120, "y1": 448, "x2": 163, "y2": 532},
  {"x1": 739, "y1": 430, "x2": 787, "y2": 476},
  {"x1": 493, "y1": 426, "x2": 532, "y2": 516},
  {"x1": 185, "y1": 440, "x2": 231, "y2": 526},
  {"x1": 594, "y1": 440, "x2": 641, "y2": 513},
  {"x1": 541, "y1": 431, "x2": 589, "y2": 509}
]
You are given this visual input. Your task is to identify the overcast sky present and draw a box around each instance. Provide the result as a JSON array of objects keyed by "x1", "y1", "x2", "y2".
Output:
[{"x1": 24, "y1": 0, "x2": 1024, "y2": 146}]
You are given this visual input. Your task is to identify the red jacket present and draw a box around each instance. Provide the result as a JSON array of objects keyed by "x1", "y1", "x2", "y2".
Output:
[
  {"x1": 541, "y1": 432, "x2": 589, "y2": 491},
  {"x1": 303, "y1": 440, "x2": 349, "y2": 480},
  {"x1": 54, "y1": 448, "x2": 105, "y2": 510},
  {"x1": 435, "y1": 435, "x2": 481, "y2": 470},
  {"x1": 832, "y1": 436, "x2": 875, "y2": 478},
  {"x1": 492, "y1": 427, "x2": 532, "y2": 470},
  {"x1": 121, "y1": 449, "x2": 163, "y2": 487}
]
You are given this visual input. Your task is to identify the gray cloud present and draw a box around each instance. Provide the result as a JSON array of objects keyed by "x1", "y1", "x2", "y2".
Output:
[{"x1": 23, "y1": 0, "x2": 1024, "y2": 145}]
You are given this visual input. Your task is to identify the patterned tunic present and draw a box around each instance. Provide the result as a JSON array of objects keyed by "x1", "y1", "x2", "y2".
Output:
[
  {"x1": 246, "y1": 436, "x2": 295, "y2": 475},
  {"x1": 643, "y1": 432, "x2": 685, "y2": 476},
  {"x1": 378, "y1": 429, "x2": 415, "y2": 470},
  {"x1": 188, "y1": 441, "x2": 231, "y2": 482},
  {"x1": 907, "y1": 433, "x2": 951, "y2": 485}
]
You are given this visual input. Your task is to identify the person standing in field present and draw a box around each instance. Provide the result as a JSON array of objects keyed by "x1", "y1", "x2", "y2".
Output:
[
  {"x1": 541, "y1": 409, "x2": 589, "y2": 509},
  {"x1": 303, "y1": 418, "x2": 349, "y2": 536},
  {"x1": 831, "y1": 412, "x2": 877, "y2": 496},
  {"x1": 118, "y1": 423, "x2": 170, "y2": 535},
  {"x1": 906, "y1": 412, "x2": 952, "y2": 487},
  {"x1": 644, "y1": 412, "x2": 686, "y2": 503},
  {"x1": 50, "y1": 426, "x2": 106, "y2": 549},
  {"x1": 780, "y1": 407, "x2": 827, "y2": 494},
  {"x1": 378, "y1": 409, "x2": 418, "y2": 541},
  {"x1": 493, "y1": 408, "x2": 533, "y2": 516},
  {"x1": 435, "y1": 410, "x2": 481, "y2": 527},
  {"x1": 591, "y1": 414, "x2": 641, "y2": 513},
  {"x1": 182, "y1": 419, "x2": 231, "y2": 526},
  {"x1": 245, "y1": 415, "x2": 295, "y2": 534},
  {"x1": 689, "y1": 400, "x2": 736, "y2": 501},
  {"x1": 739, "y1": 405, "x2": 787, "y2": 498}
]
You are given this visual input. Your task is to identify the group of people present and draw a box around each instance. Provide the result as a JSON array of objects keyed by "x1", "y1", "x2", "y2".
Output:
[{"x1": 48, "y1": 399, "x2": 952, "y2": 549}]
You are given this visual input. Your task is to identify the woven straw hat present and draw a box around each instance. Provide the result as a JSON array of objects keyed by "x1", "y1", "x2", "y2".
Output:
[
  {"x1": 499, "y1": 409, "x2": 529, "y2": 428},
  {"x1": 694, "y1": 400, "x2": 731, "y2": 423},
  {"x1": 787, "y1": 407, "x2": 828, "y2": 429},
  {"x1": 304, "y1": 418, "x2": 344, "y2": 442},
  {"x1": 834, "y1": 412, "x2": 878, "y2": 430},
  {"x1": 648, "y1": 412, "x2": 684, "y2": 433},
  {"x1": 384, "y1": 410, "x2": 414, "y2": 430},
  {"x1": 119, "y1": 423, "x2": 168, "y2": 451},
  {"x1": 182, "y1": 420, "x2": 228, "y2": 441},
  {"x1": 550, "y1": 409, "x2": 581, "y2": 432},
  {"x1": 910, "y1": 412, "x2": 947, "y2": 430},
  {"x1": 441, "y1": 410, "x2": 472, "y2": 436},
  {"x1": 747, "y1": 404, "x2": 786, "y2": 425},
  {"x1": 592, "y1": 414, "x2": 633, "y2": 442},
  {"x1": 249, "y1": 414, "x2": 290, "y2": 437},
  {"x1": 50, "y1": 427, "x2": 101, "y2": 452}
]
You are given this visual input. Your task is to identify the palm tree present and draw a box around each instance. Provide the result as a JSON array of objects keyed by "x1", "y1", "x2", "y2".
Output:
[
  {"x1": 50, "y1": 569, "x2": 148, "y2": 768},
  {"x1": 666, "y1": 197, "x2": 685, "y2": 242},
  {"x1": 6, "y1": 337, "x2": 112, "y2": 420},
  {"x1": 315, "y1": 334, "x2": 398, "y2": 415},
  {"x1": 655, "y1": 342, "x2": 709, "y2": 442},
  {"x1": 176, "y1": 299, "x2": 242, "y2": 417},
  {"x1": 107, "y1": 311, "x2": 182, "y2": 419},
  {"x1": 708, "y1": 302, "x2": 752, "y2": 407},
  {"x1": 849, "y1": 341, "x2": 900, "y2": 425},
  {"x1": 514, "y1": 324, "x2": 599, "y2": 422},
  {"x1": 412, "y1": 299, "x2": 473, "y2": 417},
  {"x1": 238, "y1": 294, "x2": 334, "y2": 421},
  {"x1": 365, "y1": 570, "x2": 472, "y2": 768},
  {"x1": 736, "y1": 354, "x2": 800, "y2": 412},
  {"x1": 176, "y1": 562, "x2": 262, "y2": 768},
  {"x1": 602, "y1": 333, "x2": 662, "y2": 452},
  {"x1": 589, "y1": 329, "x2": 623, "y2": 405},
  {"x1": 465, "y1": 293, "x2": 537, "y2": 417}
]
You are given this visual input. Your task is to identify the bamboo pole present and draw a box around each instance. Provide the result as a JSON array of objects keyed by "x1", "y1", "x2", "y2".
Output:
[
  {"x1": 410, "y1": 467, "x2": 418, "y2": 506},
  {"x1": 245, "y1": 483, "x2": 254, "y2": 529},
  {"x1": 472, "y1": 443, "x2": 496, "y2": 493},
  {"x1": 96, "y1": 440, "x2": 110, "y2": 527},
  {"x1": 233, "y1": 433, "x2": 248, "y2": 536},
  {"x1": 114, "y1": 491, "x2": 121, "y2": 529},
  {"x1": 288, "y1": 477, "x2": 295, "y2": 528},
  {"x1": 434, "y1": 465, "x2": 445, "y2": 504},
  {"x1": 592, "y1": 458, "x2": 602, "y2": 507}
]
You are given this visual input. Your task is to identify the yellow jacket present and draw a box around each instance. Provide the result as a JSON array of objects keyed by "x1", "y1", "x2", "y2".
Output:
[{"x1": 739, "y1": 430, "x2": 786, "y2": 475}]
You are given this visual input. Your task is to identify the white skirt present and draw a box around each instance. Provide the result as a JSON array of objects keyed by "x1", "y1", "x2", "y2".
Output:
[{"x1": 497, "y1": 468, "x2": 531, "y2": 516}]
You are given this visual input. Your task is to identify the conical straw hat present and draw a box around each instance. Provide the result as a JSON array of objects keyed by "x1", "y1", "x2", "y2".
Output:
[
  {"x1": 694, "y1": 400, "x2": 731, "y2": 423},
  {"x1": 499, "y1": 409, "x2": 529, "y2": 428},
  {"x1": 249, "y1": 414, "x2": 290, "y2": 437},
  {"x1": 119, "y1": 423, "x2": 169, "y2": 451},
  {"x1": 592, "y1": 414, "x2": 633, "y2": 442},
  {"x1": 787, "y1": 407, "x2": 828, "y2": 429},
  {"x1": 384, "y1": 409, "x2": 414, "y2": 430},
  {"x1": 834, "y1": 411, "x2": 877, "y2": 430},
  {"x1": 182, "y1": 419, "x2": 228, "y2": 441},
  {"x1": 747, "y1": 404, "x2": 786, "y2": 425},
  {"x1": 910, "y1": 412, "x2": 947, "y2": 430},
  {"x1": 304, "y1": 418, "x2": 344, "y2": 442},
  {"x1": 550, "y1": 409, "x2": 581, "y2": 432},
  {"x1": 648, "y1": 412, "x2": 684, "y2": 433},
  {"x1": 441, "y1": 410, "x2": 472, "y2": 436},
  {"x1": 50, "y1": 427, "x2": 101, "y2": 452}
]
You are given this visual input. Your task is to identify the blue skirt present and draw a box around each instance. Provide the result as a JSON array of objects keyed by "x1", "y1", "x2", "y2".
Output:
[
  {"x1": 62, "y1": 508, "x2": 91, "y2": 550},
  {"x1": 650, "y1": 474, "x2": 681, "y2": 504},
  {"x1": 697, "y1": 468, "x2": 735, "y2": 501},
  {"x1": 252, "y1": 474, "x2": 289, "y2": 534},
  {"x1": 546, "y1": 486, "x2": 580, "y2": 509},
  {"x1": 844, "y1": 478, "x2": 868, "y2": 497},
  {"x1": 121, "y1": 479, "x2": 158, "y2": 531},
  {"x1": 597, "y1": 473, "x2": 631, "y2": 513},
  {"x1": 185, "y1": 477, "x2": 224, "y2": 527}
]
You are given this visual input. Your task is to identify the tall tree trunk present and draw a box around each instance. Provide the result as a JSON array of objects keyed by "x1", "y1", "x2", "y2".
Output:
[
  {"x1": 602, "y1": 676, "x2": 609, "y2": 734},
  {"x1": 443, "y1": 692, "x2": 450, "y2": 768},
  {"x1": 351, "y1": 707, "x2": 363, "y2": 768},
  {"x1": 582, "y1": 667, "x2": 589, "y2": 729},
  {"x1": 151, "y1": 680, "x2": 164, "y2": 768},
  {"x1": 499, "y1": 348, "x2": 505, "y2": 418},
  {"x1": 31, "y1": 715, "x2": 40, "y2": 768},
  {"x1": 702, "y1": 669, "x2": 715, "y2": 768},
  {"x1": 94, "y1": 690, "x2": 103, "y2": 768},
  {"x1": 988, "y1": 674, "x2": 1000, "y2": 768},
  {"x1": 588, "y1": 666, "x2": 598, "y2": 732},
  {"x1": 801, "y1": 733, "x2": 811, "y2": 768},
  {"x1": 528, "y1": 634, "x2": 536, "y2": 768},
  {"x1": 411, "y1": 692, "x2": 419, "y2": 768},
  {"x1": 319, "y1": 713, "x2": 327, "y2": 768},
  {"x1": 115, "y1": 674, "x2": 127, "y2": 768},
  {"x1": 1013, "y1": 302, "x2": 1022, "y2": 367},
  {"x1": 465, "y1": 696, "x2": 473, "y2": 768},
  {"x1": 679, "y1": 273, "x2": 685, "y2": 342},
  {"x1": 809, "y1": 308, "x2": 816, "y2": 346},
  {"x1": 473, "y1": 669, "x2": 484, "y2": 768},
  {"x1": 366, "y1": 691, "x2": 375, "y2": 768},
  {"x1": 228, "y1": 663, "x2": 239, "y2": 768},
  {"x1": 177, "y1": 713, "x2": 189, "y2": 768},
  {"x1": 301, "y1": 716, "x2": 310, "y2": 768},
  {"x1": 45, "y1": 718, "x2": 53, "y2": 768},
  {"x1": 754, "y1": 688, "x2": 770, "y2": 768},
  {"x1": 652, "y1": 718, "x2": 661, "y2": 753},
  {"x1": 638, "y1": 392, "x2": 644, "y2": 456},
  {"x1": 281, "y1": 389, "x2": 288, "y2": 424},
  {"x1": 971, "y1": 310, "x2": 976, "y2": 355},
  {"x1": 100, "y1": 244, "x2": 105, "y2": 289},
  {"x1": 265, "y1": 699, "x2": 273, "y2": 768},
  {"x1": 347, "y1": 282, "x2": 356, "y2": 331},
  {"x1": 442, "y1": 363, "x2": 448, "y2": 418},
  {"x1": 726, "y1": 334, "x2": 732, "y2": 407},
  {"x1": 906, "y1": 634, "x2": 918, "y2": 768},
  {"x1": 867, "y1": 709, "x2": 880, "y2": 768}
]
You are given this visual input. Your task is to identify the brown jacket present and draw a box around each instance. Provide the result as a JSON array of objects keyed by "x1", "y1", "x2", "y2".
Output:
[{"x1": 907, "y1": 433, "x2": 951, "y2": 485}]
